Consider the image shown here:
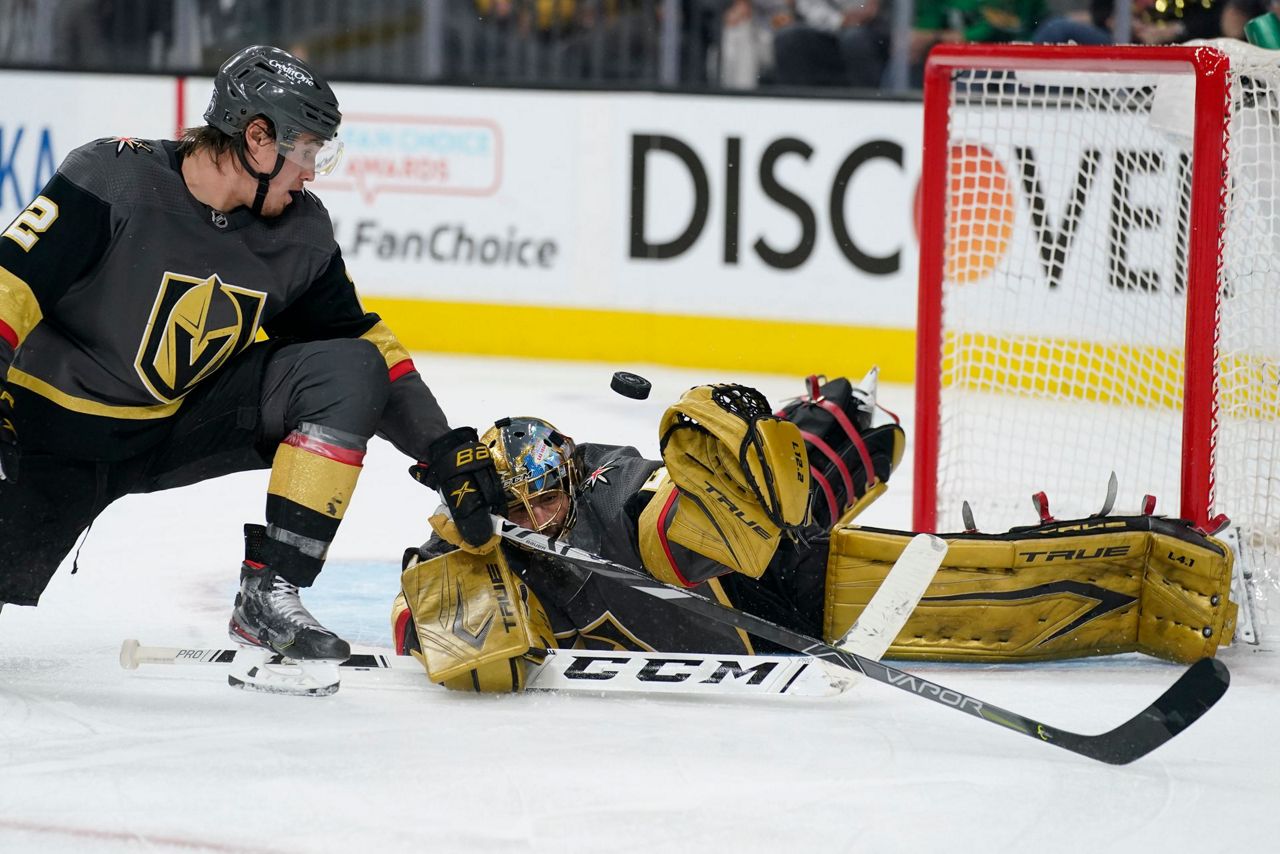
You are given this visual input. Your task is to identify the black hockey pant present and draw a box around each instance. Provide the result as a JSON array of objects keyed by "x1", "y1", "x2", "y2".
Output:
[{"x1": 0, "y1": 338, "x2": 389, "y2": 606}]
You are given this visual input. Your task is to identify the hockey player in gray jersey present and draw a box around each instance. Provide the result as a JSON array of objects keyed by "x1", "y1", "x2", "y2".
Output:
[
  {"x1": 392, "y1": 375, "x2": 907, "y2": 691},
  {"x1": 0, "y1": 46, "x2": 503, "y2": 694},
  {"x1": 392, "y1": 373, "x2": 1241, "y2": 692}
]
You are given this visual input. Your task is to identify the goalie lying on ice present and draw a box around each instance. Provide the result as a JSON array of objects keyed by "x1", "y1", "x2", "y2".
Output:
[
  {"x1": 391, "y1": 375, "x2": 1238, "y2": 692},
  {"x1": 392, "y1": 374, "x2": 900, "y2": 690}
]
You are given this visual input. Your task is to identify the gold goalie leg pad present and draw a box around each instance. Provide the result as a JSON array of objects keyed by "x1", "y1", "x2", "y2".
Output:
[
  {"x1": 824, "y1": 518, "x2": 1237, "y2": 663},
  {"x1": 398, "y1": 547, "x2": 557, "y2": 691}
]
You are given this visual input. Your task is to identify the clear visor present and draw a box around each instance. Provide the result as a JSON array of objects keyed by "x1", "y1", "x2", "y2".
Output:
[{"x1": 280, "y1": 135, "x2": 344, "y2": 176}]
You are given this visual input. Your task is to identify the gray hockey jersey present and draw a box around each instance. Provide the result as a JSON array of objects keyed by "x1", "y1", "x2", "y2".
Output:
[{"x1": 0, "y1": 137, "x2": 447, "y2": 460}]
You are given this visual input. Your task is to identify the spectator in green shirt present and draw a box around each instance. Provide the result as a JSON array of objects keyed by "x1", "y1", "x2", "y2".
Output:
[{"x1": 911, "y1": 0, "x2": 1046, "y2": 62}]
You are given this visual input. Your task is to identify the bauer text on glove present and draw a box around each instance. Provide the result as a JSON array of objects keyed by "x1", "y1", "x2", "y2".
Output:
[{"x1": 410, "y1": 426, "x2": 505, "y2": 548}]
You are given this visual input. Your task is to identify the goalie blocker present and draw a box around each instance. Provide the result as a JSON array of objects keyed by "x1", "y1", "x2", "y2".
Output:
[{"x1": 826, "y1": 513, "x2": 1237, "y2": 664}]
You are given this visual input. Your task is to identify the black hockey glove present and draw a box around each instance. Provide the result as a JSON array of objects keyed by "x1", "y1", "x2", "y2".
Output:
[
  {"x1": 409, "y1": 426, "x2": 505, "y2": 548},
  {"x1": 0, "y1": 386, "x2": 18, "y2": 483}
]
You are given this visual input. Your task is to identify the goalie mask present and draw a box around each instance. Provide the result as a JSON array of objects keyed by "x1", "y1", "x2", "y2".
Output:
[{"x1": 481, "y1": 417, "x2": 579, "y2": 536}]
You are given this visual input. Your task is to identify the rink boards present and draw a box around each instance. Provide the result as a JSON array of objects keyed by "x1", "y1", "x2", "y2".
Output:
[{"x1": 1, "y1": 68, "x2": 1251, "y2": 387}]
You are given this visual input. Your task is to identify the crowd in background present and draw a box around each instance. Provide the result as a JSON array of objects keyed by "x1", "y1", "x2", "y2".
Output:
[
  {"x1": 0, "y1": 0, "x2": 1276, "y2": 92},
  {"x1": 719, "y1": 0, "x2": 1275, "y2": 90}
]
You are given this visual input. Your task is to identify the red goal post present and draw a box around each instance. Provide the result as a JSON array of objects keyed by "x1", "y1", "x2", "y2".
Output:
[{"x1": 912, "y1": 43, "x2": 1278, "y2": 597}]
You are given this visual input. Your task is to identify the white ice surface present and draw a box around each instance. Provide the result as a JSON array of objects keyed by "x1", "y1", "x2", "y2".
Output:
[{"x1": 1, "y1": 355, "x2": 1277, "y2": 853}]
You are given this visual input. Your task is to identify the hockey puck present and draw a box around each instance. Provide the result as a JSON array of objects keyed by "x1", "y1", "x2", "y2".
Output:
[{"x1": 610, "y1": 371, "x2": 652, "y2": 400}]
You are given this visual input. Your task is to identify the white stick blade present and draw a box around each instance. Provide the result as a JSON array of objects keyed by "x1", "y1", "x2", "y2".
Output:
[{"x1": 119, "y1": 639, "x2": 141, "y2": 670}]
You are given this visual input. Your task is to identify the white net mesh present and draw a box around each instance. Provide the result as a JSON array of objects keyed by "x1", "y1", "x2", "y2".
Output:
[
  {"x1": 1215, "y1": 44, "x2": 1280, "y2": 619},
  {"x1": 930, "y1": 44, "x2": 1280, "y2": 620}
]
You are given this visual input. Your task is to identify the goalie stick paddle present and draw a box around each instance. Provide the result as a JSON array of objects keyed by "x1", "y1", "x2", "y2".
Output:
[
  {"x1": 836, "y1": 533, "x2": 946, "y2": 660},
  {"x1": 493, "y1": 516, "x2": 1230, "y2": 765}
]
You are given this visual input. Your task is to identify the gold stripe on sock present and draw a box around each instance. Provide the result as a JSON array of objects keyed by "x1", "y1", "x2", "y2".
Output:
[{"x1": 268, "y1": 441, "x2": 361, "y2": 520}]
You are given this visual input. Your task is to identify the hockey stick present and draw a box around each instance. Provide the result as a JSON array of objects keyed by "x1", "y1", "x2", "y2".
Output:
[
  {"x1": 116, "y1": 534, "x2": 938, "y2": 701},
  {"x1": 494, "y1": 516, "x2": 1230, "y2": 765},
  {"x1": 817, "y1": 532, "x2": 947, "y2": 691},
  {"x1": 119, "y1": 641, "x2": 847, "y2": 697},
  {"x1": 120, "y1": 640, "x2": 402, "y2": 671}
]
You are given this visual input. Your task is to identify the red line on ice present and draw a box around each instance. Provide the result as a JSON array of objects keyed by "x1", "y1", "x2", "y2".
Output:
[{"x1": 0, "y1": 819, "x2": 284, "y2": 853}]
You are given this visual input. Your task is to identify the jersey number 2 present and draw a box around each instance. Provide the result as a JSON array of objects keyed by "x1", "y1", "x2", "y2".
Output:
[{"x1": 3, "y1": 195, "x2": 60, "y2": 252}]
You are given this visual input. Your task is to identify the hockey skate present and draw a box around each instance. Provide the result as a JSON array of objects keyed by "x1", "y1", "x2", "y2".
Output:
[{"x1": 227, "y1": 525, "x2": 350, "y2": 697}]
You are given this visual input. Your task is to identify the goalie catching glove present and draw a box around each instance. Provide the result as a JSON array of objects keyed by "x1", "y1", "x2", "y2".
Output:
[
  {"x1": 638, "y1": 383, "x2": 810, "y2": 585},
  {"x1": 410, "y1": 426, "x2": 505, "y2": 550}
]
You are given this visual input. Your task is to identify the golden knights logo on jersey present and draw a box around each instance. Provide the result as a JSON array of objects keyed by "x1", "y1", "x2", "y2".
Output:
[{"x1": 135, "y1": 272, "x2": 266, "y2": 403}]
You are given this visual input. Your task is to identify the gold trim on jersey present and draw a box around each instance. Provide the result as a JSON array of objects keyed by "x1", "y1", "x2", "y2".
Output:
[
  {"x1": 359, "y1": 320, "x2": 413, "y2": 371},
  {"x1": 578, "y1": 610, "x2": 655, "y2": 652},
  {"x1": 0, "y1": 266, "x2": 45, "y2": 343},
  {"x1": 6, "y1": 368, "x2": 182, "y2": 419}
]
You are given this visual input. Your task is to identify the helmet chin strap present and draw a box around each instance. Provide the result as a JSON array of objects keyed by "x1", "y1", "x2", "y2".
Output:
[{"x1": 236, "y1": 147, "x2": 286, "y2": 215}]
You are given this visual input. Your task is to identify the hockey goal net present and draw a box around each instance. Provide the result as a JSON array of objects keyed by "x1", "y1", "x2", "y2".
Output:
[{"x1": 913, "y1": 42, "x2": 1280, "y2": 620}]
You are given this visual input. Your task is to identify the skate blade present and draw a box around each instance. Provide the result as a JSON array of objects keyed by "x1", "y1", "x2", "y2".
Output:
[{"x1": 227, "y1": 647, "x2": 341, "y2": 697}]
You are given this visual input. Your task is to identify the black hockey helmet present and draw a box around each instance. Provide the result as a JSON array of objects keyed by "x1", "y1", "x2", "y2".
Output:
[
  {"x1": 206, "y1": 45, "x2": 341, "y2": 150},
  {"x1": 202, "y1": 45, "x2": 340, "y2": 215},
  {"x1": 204, "y1": 46, "x2": 343, "y2": 212}
]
